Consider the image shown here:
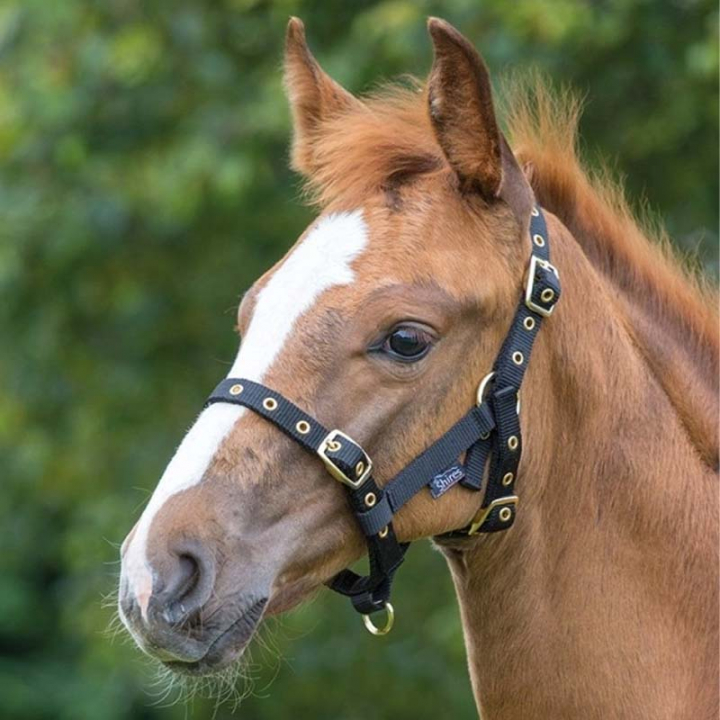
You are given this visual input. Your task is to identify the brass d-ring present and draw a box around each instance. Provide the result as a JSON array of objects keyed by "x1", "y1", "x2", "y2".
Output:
[
  {"x1": 477, "y1": 370, "x2": 520, "y2": 419},
  {"x1": 362, "y1": 602, "x2": 395, "y2": 636},
  {"x1": 476, "y1": 371, "x2": 496, "y2": 407}
]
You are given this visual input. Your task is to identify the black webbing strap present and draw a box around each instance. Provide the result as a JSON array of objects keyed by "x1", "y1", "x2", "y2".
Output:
[
  {"x1": 328, "y1": 402, "x2": 495, "y2": 614},
  {"x1": 441, "y1": 205, "x2": 560, "y2": 536},
  {"x1": 204, "y1": 205, "x2": 560, "y2": 620},
  {"x1": 350, "y1": 404, "x2": 495, "y2": 535},
  {"x1": 204, "y1": 378, "x2": 407, "y2": 614}
]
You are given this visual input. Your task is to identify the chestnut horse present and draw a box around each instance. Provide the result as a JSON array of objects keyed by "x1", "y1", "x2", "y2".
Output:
[{"x1": 118, "y1": 17, "x2": 719, "y2": 719}]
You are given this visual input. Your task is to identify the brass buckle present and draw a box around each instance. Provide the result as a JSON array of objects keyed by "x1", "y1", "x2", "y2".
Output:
[
  {"x1": 468, "y1": 496, "x2": 519, "y2": 535},
  {"x1": 524, "y1": 255, "x2": 559, "y2": 318},
  {"x1": 317, "y1": 429, "x2": 373, "y2": 489}
]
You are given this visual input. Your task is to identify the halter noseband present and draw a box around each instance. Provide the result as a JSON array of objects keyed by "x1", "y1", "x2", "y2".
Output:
[{"x1": 205, "y1": 205, "x2": 560, "y2": 635}]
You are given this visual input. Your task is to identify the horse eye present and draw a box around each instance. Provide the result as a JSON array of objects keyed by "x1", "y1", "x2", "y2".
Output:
[{"x1": 381, "y1": 325, "x2": 434, "y2": 362}]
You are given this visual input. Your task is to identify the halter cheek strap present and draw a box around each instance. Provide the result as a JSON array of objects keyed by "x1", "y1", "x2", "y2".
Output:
[{"x1": 205, "y1": 205, "x2": 560, "y2": 634}]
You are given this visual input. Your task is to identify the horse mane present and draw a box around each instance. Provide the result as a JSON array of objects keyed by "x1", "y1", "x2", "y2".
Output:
[
  {"x1": 502, "y1": 76, "x2": 718, "y2": 466},
  {"x1": 302, "y1": 75, "x2": 718, "y2": 464}
]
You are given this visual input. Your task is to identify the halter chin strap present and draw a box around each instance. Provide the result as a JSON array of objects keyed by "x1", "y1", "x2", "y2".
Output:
[{"x1": 205, "y1": 205, "x2": 560, "y2": 635}]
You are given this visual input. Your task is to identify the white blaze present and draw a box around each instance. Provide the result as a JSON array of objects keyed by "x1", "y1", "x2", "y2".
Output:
[{"x1": 122, "y1": 210, "x2": 369, "y2": 613}]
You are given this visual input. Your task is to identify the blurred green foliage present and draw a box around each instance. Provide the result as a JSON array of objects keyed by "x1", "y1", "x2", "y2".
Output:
[{"x1": 1, "y1": 0, "x2": 716, "y2": 718}]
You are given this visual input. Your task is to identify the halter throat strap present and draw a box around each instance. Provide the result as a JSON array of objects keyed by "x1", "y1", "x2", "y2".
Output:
[{"x1": 205, "y1": 205, "x2": 560, "y2": 631}]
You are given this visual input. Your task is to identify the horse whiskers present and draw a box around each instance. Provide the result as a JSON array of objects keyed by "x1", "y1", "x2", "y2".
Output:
[
  {"x1": 147, "y1": 665, "x2": 185, "y2": 708},
  {"x1": 103, "y1": 613, "x2": 126, "y2": 642},
  {"x1": 100, "y1": 582, "x2": 135, "y2": 645},
  {"x1": 136, "y1": 623, "x2": 286, "y2": 713},
  {"x1": 102, "y1": 600, "x2": 135, "y2": 646},
  {"x1": 101, "y1": 536, "x2": 124, "y2": 550},
  {"x1": 100, "y1": 588, "x2": 120, "y2": 609}
]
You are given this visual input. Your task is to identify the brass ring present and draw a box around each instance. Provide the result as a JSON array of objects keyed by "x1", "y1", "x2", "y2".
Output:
[
  {"x1": 378, "y1": 526, "x2": 389, "y2": 538},
  {"x1": 229, "y1": 384, "x2": 244, "y2": 396},
  {"x1": 499, "y1": 507, "x2": 513, "y2": 522},
  {"x1": 502, "y1": 472, "x2": 514, "y2": 486},
  {"x1": 476, "y1": 371, "x2": 496, "y2": 407},
  {"x1": 540, "y1": 288, "x2": 555, "y2": 303},
  {"x1": 523, "y1": 317, "x2": 535, "y2": 331},
  {"x1": 364, "y1": 492, "x2": 377, "y2": 507},
  {"x1": 296, "y1": 420, "x2": 310, "y2": 435},
  {"x1": 362, "y1": 602, "x2": 394, "y2": 636},
  {"x1": 533, "y1": 234, "x2": 545, "y2": 247},
  {"x1": 508, "y1": 435, "x2": 519, "y2": 451},
  {"x1": 512, "y1": 351, "x2": 524, "y2": 365},
  {"x1": 263, "y1": 397, "x2": 278, "y2": 411}
]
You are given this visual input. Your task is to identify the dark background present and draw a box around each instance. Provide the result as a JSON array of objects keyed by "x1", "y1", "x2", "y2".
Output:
[{"x1": 1, "y1": 0, "x2": 717, "y2": 718}]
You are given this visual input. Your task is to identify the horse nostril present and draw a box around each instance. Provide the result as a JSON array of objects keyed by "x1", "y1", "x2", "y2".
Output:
[
  {"x1": 170, "y1": 555, "x2": 199, "y2": 611},
  {"x1": 158, "y1": 543, "x2": 216, "y2": 626}
]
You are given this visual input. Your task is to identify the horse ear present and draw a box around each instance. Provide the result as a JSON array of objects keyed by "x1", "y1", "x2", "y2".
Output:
[
  {"x1": 427, "y1": 18, "x2": 533, "y2": 220},
  {"x1": 284, "y1": 17, "x2": 360, "y2": 176}
]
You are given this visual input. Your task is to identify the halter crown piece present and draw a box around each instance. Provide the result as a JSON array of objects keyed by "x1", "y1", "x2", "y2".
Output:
[{"x1": 206, "y1": 206, "x2": 561, "y2": 636}]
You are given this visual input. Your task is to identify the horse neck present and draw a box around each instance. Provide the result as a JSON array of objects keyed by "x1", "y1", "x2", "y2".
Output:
[{"x1": 440, "y1": 217, "x2": 719, "y2": 720}]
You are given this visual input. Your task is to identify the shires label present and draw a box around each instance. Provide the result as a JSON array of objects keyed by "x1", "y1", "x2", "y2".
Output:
[{"x1": 429, "y1": 464, "x2": 466, "y2": 499}]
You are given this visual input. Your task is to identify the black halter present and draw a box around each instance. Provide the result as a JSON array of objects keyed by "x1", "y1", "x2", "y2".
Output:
[{"x1": 205, "y1": 205, "x2": 560, "y2": 635}]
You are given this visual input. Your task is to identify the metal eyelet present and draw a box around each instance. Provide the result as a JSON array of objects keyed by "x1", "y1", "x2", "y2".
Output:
[
  {"x1": 531, "y1": 206, "x2": 540, "y2": 217},
  {"x1": 499, "y1": 507, "x2": 513, "y2": 522},
  {"x1": 540, "y1": 288, "x2": 555, "y2": 303},
  {"x1": 507, "y1": 436, "x2": 519, "y2": 451},
  {"x1": 512, "y1": 351, "x2": 524, "y2": 365},
  {"x1": 326, "y1": 440, "x2": 342, "y2": 452},
  {"x1": 378, "y1": 526, "x2": 389, "y2": 538},
  {"x1": 263, "y1": 397, "x2": 278, "y2": 411},
  {"x1": 523, "y1": 317, "x2": 535, "y2": 331},
  {"x1": 229, "y1": 384, "x2": 244, "y2": 396},
  {"x1": 364, "y1": 492, "x2": 376, "y2": 507},
  {"x1": 533, "y1": 234, "x2": 545, "y2": 247},
  {"x1": 296, "y1": 420, "x2": 310, "y2": 434},
  {"x1": 356, "y1": 461, "x2": 366, "y2": 477},
  {"x1": 502, "y1": 472, "x2": 514, "y2": 486}
]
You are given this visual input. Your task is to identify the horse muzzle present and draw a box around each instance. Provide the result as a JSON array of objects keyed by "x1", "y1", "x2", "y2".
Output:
[
  {"x1": 118, "y1": 536, "x2": 268, "y2": 674},
  {"x1": 119, "y1": 585, "x2": 268, "y2": 674}
]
